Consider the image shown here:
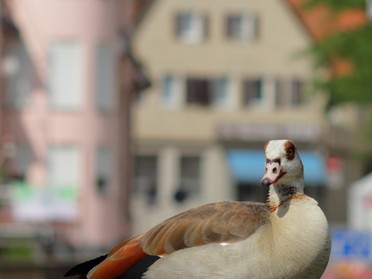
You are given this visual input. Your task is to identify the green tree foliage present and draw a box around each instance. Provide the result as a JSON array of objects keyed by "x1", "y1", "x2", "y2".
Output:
[
  {"x1": 306, "y1": 0, "x2": 365, "y2": 10},
  {"x1": 307, "y1": 0, "x2": 372, "y2": 105}
]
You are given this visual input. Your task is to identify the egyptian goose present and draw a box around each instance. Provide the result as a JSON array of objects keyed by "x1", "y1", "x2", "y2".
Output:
[{"x1": 65, "y1": 139, "x2": 331, "y2": 279}]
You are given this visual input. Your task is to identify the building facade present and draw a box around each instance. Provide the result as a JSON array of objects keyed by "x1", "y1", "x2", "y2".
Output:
[
  {"x1": 131, "y1": 0, "x2": 331, "y2": 234},
  {"x1": 0, "y1": 0, "x2": 145, "y2": 250}
]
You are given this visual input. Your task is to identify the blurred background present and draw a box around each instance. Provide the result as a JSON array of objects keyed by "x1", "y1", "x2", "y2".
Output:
[{"x1": 0, "y1": 0, "x2": 371, "y2": 278}]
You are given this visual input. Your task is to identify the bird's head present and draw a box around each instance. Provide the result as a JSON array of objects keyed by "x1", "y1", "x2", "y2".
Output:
[{"x1": 260, "y1": 139, "x2": 304, "y2": 190}]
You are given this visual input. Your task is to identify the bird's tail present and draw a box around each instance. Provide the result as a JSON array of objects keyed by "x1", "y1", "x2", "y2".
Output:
[
  {"x1": 64, "y1": 254, "x2": 107, "y2": 279},
  {"x1": 87, "y1": 237, "x2": 147, "y2": 279}
]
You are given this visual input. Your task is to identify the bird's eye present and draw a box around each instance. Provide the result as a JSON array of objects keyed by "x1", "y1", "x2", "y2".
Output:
[{"x1": 286, "y1": 148, "x2": 294, "y2": 160}]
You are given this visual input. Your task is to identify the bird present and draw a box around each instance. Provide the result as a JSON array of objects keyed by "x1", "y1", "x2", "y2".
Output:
[{"x1": 64, "y1": 139, "x2": 331, "y2": 279}]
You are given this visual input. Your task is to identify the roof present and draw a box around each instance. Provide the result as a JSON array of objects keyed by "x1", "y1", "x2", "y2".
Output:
[
  {"x1": 287, "y1": 0, "x2": 367, "y2": 41},
  {"x1": 287, "y1": 0, "x2": 368, "y2": 76},
  {"x1": 131, "y1": 0, "x2": 366, "y2": 42}
]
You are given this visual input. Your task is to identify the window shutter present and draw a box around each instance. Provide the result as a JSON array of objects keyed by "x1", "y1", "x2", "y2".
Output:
[
  {"x1": 95, "y1": 43, "x2": 115, "y2": 111},
  {"x1": 253, "y1": 15, "x2": 260, "y2": 40},
  {"x1": 202, "y1": 14, "x2": 209, "y2": 40}
]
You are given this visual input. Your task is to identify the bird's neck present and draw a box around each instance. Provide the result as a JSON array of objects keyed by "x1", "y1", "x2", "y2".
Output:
[{"x1": 267, "y1": 182, "x2": 304, "y2": 210}]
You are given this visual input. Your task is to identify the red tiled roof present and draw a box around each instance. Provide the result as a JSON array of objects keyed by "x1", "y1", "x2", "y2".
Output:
[
  {"x1": 287, "y1": 0, "x2": 367, "y2": 76},
  {"x1": 287, "y1": 0, "x2": 367, "y2": 41}
]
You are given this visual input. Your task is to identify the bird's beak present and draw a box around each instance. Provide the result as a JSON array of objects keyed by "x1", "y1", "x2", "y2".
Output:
[{"x1": 260, "y1": 160, "x2": 286, "y2": 187}]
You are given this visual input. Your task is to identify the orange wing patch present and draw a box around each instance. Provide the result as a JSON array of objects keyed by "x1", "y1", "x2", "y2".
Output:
[{"x1": 88, "y1": 237, "x2": 146, "y2": 279}]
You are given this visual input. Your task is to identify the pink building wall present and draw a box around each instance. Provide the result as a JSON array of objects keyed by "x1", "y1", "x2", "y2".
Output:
[{"x1": 2, "y1": 0, "x2": 131, "y2": 248}]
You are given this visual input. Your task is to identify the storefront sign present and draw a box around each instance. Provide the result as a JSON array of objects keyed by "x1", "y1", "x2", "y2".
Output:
[
  {"x1": 216, "y1": 122, "x2": 321, "y2": 142},
  {"x1": 10, "y1": 182, "x2": 78, "y2": 222}
]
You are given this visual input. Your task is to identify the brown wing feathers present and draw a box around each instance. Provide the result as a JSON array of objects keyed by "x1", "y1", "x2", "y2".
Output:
[
  {"x1": 85, "y1": 201, "x2": 269, "y2": 278},
  {"x1": 141, "y1": 201, "x2": 269, "y2": 255}
]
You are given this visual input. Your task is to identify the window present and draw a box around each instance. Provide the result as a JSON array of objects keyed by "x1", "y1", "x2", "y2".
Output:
[
  {"x1": 175, "y1": 11, "x2": 208, "y2": 44},
  {"x1": 11, "y1": 144, "x2": 32, "y2": 182},
  {"x1": 95, "y1": 146, "x2": 113, "y2": 195},
  {"x1": 242, "y1": 79, "x2": 263, "y2": 106},
  {"x1": 273, "y1": 79, "x2": 284, "y2": 107},
  {"x1": 274, "y1": 79, "x2": 305, "y2": 108},
  {"x1": 2, "y1": 143, "x2": 32, "y2": 182},
  {"x1": 161, "y1": 74, "x2": 183, "y2": 107},
  {"x1": 48, "y1": 146, "x2": 80, "y2": 190},
  {"x1": 185, "y1": 77, "x2": 230, "y2": 107},
  {"x1": 95, "y1": 43, "x2": 115, "y2": 111},
  {"x1": 163, "y1": 75, "x2": 174, "y2": 103},
  {"x1": 48, "y1": 42, "x2": 83, "y2": 109},
  {"x1": 134, "y1": 155, "x2": 158, "y2": 205},
  {"x1": 4, "y1": 41, "x2": 32, "y2": 109},
  {"x1": 47, "y1": 145, "x2": 80, "y2": 221},
  {"x1": 186, "y1": 78, "x2": 211, "y2": 106},
  {"x1": 177, "y1": 155, "x2": 201, "y2": 200},
  {"x1": 289, "y1": 79, "x2": 304, "y2": 106},
  {"x1": 226, "y1": 13, "x2": 259, "y2": 42},
  {"x1": 211, "y1": 78, "x2": 230, "y2": 108}
]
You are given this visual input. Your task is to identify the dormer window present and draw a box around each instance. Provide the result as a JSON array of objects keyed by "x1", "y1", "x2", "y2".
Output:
[{"x1": 175, "y1": 11, "x2": 208, "y2": 44}]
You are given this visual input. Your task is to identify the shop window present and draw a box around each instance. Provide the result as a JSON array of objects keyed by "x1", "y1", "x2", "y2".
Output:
[
  {"x1": 134, "y1": 155, "x2": 158, "y2": 205},
  {"x1": 175, "y1": 155, "x2": 201, "y2": 203}
]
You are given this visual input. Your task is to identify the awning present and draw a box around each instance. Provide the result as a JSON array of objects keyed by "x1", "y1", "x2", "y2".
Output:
[{"x1": 227, "y1": 150, "x2": 326, "y2": 186}]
